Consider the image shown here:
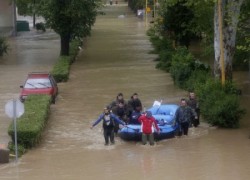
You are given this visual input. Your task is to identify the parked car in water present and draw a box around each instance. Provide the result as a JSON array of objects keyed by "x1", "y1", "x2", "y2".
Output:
[{"x1": 20, "y1": 72, "x2": 58, "y2": 104}]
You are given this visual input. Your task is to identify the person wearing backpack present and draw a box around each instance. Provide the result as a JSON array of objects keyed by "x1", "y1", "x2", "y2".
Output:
[{"x1": 90, "y1": 107, "x2": 126, "y2": 145}]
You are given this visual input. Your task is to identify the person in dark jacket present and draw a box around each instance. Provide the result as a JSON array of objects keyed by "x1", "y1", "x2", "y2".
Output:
[
  {"x1": 128, "y1": 93, "x2": 142, "y2": 111},
  {"x1": 112, "y1": 101, "x2": 129, "y2": 124},
  {"x1": 128, "y1": 93, "x2": 142, "y2": 119},
  {"x1": 130, "y1": 107, "x2": 142, "y2": 124},
  {"x1": 109, "y1": 93, "x2": 128, "y2": 110},
  {"x1": 175, "y1": 98, "x2": 197, "y2": 136},
  {"x1": 90, "y1": 107, "x2": 126, "y2": 145},
  {"x1": 138, "y1": 111, "x2": 160, "y2": 145},
  {"x1": 187, "y1": 91, "x2": 200, "y2": 127},
  {"x1": 109, "y1": 93, "x2": 129, "y2": 134}
]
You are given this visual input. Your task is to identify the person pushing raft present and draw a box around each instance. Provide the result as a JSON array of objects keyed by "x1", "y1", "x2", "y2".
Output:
[{"x1": 91, "y1": 106, "x2": 126, "y2": 145}]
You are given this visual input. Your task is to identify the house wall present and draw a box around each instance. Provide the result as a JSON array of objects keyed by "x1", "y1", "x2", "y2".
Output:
[{"x1": 0, "y1": 0, "x2": 14, "y2": 34}]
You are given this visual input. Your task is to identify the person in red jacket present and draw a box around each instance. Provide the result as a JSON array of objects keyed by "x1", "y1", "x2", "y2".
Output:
[{"x1": 138, "y1": 111, "x2": 160, "y2": 146}]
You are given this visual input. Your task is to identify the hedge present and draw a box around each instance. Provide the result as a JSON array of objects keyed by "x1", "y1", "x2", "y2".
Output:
[
  {"x1": 8, "y1": 95, "x2": 51, "y2": 149},
  {"x1": 51, "y1": 56, "x2": 71, "y2": 82}
]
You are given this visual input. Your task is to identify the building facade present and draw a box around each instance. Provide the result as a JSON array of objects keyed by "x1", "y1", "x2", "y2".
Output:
[{"x1": 0, "y1": 0, "x2": 14, "y2": 36}]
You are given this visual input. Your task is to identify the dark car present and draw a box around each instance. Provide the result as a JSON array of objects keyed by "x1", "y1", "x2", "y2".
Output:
[{"x1": 20, "y1": 72, "x2": 58, "y2": 104}]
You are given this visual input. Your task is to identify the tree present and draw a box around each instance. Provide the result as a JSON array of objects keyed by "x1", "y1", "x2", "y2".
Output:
[
  {"x1": 40, "y1": 0, "x2": 101, "y2": 56},
  {"x1": 234, "y1": 0, "x2": 250, "y2": 69},
  {"x1": 160, "y1": 0, "x2": 246, "y2": 81},
  {"x1": 161, "y1": 0, "x2": 197, "y2": 48},
  {"x1": 16, "y1": 0, "x2": 43, "y2": 28},
  {"x1": 214, "y1": 0, "x2": 245, "y2": 81}
]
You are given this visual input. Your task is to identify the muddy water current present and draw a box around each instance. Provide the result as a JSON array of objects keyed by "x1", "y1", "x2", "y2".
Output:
[{"x1": 1, "y1": 2, "x2": 250, "y2": 180}]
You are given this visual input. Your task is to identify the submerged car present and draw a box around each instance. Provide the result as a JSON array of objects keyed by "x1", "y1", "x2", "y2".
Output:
[{"x1": 20, "y1": 72, "x2": 58, "y2": 104}]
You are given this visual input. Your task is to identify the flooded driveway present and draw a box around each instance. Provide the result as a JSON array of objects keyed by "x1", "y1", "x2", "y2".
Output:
[{"x1": 1, "y1": 2, "x2": 250, "y2": 180}]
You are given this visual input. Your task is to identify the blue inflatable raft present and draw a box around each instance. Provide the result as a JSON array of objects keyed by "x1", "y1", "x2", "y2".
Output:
[{"x1": 118, "y1": 104, "x2": 179, "y2": 141}]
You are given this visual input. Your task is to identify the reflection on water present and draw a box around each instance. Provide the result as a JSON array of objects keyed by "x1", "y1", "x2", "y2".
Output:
[{"x1": 0, "y1": 2, "x2": 250, "y2": 180}]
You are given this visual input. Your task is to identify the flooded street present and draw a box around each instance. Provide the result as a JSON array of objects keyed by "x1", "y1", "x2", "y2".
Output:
[
  {"x1": 0, "y1": 31, "x2": 60, "y2": 144},
  {"x1": 1, "y1": 2, "x2": 250, "y2": 180}
]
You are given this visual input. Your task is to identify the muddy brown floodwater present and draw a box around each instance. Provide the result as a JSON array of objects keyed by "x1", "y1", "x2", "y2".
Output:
[{"x1": 1, "y1": 2, "x2": 250, "y2": 180}]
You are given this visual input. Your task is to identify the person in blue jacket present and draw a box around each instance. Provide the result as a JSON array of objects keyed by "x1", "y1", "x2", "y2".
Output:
[{"x1": 90, "y1": 106, "x2": 126, "y2": 145}]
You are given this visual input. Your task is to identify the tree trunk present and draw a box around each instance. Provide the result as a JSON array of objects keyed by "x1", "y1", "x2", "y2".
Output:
[
  {"x1": 60, "y1": 34, "x2": 70, "y2": 56},
  {"x1": 33, "y1": 0, "x2": 36, "y2": 28},
  {"x1": 213, "y1": 0, "x2": 244, "y2": 81},
  {"x1": 33, "y1": 13, "x2": 36, "y2": 28}
]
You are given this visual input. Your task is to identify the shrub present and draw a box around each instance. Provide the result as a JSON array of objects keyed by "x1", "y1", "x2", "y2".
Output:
[
  {"x1": 69, "y1": 38, "x2": 82, "y2": 63},
  {"x1": 155, "y1": 48, "x2": 175, "y2": 71},
  {"x1": 8, "y1": 95, "x2": 51, "y2": 149},
  {"x1": 51, "y1": 56, "x2": 71, "y2": 82},
  {"x1": 0, "y1": 36, "x2": 9, "y2": 56},
  {"x1": 195, "y1": 79, "x2": 245, "y2": 128},
  {"x1": 184, "y1": 69, "x2": 211, "y2": 91},
  {"x1": 8, "y1": 142, "x2": 26, "y2": 157},
  {"x1": 35, "y1": 22, "x2": 46, "y2": 32},
  {"x1": 169, "y1": 47, "x2": 195, "y2": 88}
]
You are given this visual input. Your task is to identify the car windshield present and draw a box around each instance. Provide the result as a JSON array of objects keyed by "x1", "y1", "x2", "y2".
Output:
[{"x1": 24, "y1": 78, "x2": 52, "y2": 89}]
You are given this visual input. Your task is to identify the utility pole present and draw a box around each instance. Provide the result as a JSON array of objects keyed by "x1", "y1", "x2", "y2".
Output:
[
  {"x1": 218, "y1": 0, "x2": 225, "y2": 85},
  {"x1": 145, "y1": 0, "x2": 148, "y2": 27}
]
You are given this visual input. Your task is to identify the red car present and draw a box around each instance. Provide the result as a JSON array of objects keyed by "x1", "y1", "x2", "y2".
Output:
[{"x1": 20, "y1": 72, "x2": 58, "y2": 104}]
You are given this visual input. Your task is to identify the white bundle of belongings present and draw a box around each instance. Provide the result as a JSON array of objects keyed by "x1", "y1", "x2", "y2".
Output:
[{"x1": 153, "y1": 100, "x2": 162, "y2": 107}]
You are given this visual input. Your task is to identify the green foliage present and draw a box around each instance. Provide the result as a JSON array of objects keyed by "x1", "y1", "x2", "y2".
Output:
[
  {"x1": 159, "y1": 0, "x2": 214, "y2": 53},
  {"x1": 51, "y1": 56, "x2": 71, "y2": 82},
  {"x1": 8, "y1": 142, "x2": 26, "y2": 157},
  {"x1": 147, "y1": 0, "x2": 246, "y2": 128},
  {"x1": 0, "y1": 36, "x2": 9, "y2": 56},
  {"x1": 184, "y1": 69, "x2": 211, "y2": 92},
  {"x1": 35, "y1": 22, "x2": 46, "y2": 32},
  {"x1": 169, "y1": 47, "x2": 195, "y2": 88},
  {"x1": 234, "y1": 0, "x2": 250, "y2": 70},
  {"x1": 233, "y1": 50, "x2": 249, "y2": 71},
  {"x1": 147, "y1": 26, "x2": 175, "y2": 71},
  {"x1": 40, "y1": 0, "x2": 101, "y2": 38},
  {"x1": 128, "y1": 0, "x2": 144, "y2": 12},
  {"x1": 16, "y1": 0, "x2": 42, "y2": 16},
  {"x1": 51, "y1": 38, "x2": 81, "y2": 82},
  {"x1": 160, "y1": 0, "x2": 199, "y2": 47},
  {"x1": 69, "y1": 38, "x2": 83, "y2": 63},
  {"x1": 195, "y1": 80, "x2": 245, "y2": 128},
  {"x1": 39, "y1": 0, "x2": 101, "y2": 55},
  {"x1": 8, "y1": 95, "x2": 51, "y2": 149}
]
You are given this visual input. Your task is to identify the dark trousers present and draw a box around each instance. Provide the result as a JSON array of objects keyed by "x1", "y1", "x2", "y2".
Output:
[
  {"x1": 103, "y1": 128, "x2": 114, "y2": 145},
  {"x1": 142, "y1": 133, "x2": 155, "y2": 145},
  {"x1": 192, "y1": 117, "x2": 200, "y2": 127},
  {"x1": 114, "y1": 122, "x2": 119, "y2": 135},
  {"x1": 180, "y1": 122, "x2": 189, "y2": 136},
  {"x1": 192, "y1": 109, "x2": 200, "y2": 127}
]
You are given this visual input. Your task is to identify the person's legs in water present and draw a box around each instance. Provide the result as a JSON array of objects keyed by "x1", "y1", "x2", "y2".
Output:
[
  {"x1": 103, "y1": 128, "x2": 109, "y2": 145},
  {"x1": 149, "y1": 133, "x2": 155, "y2": 146},
  {"x1": 142, "y1": 133, "x2": 147, "y2": 145},
  {"x1": 114, "y1": 122, "x2": 119, "y2": 136},
  {"x1": 182, "y1": 122, "x2": 189, "y2": 135},
  {"x1": 110, "y1": 129, "x2": 115, "y2": 145}
]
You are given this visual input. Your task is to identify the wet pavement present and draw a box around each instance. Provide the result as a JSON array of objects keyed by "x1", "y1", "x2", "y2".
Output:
[{"x1": 0, "y1": 1, "x2": 250, "y2": 180}]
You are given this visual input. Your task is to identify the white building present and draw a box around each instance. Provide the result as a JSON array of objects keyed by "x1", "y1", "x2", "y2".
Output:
[{"x1": 0, "y1": 0, "x2": 15, "y2": 36}]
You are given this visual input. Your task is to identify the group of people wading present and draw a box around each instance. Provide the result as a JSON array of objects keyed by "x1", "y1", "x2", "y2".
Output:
[{"x1": 91, "y1": 92, "x2": 200, "y2": 146}]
